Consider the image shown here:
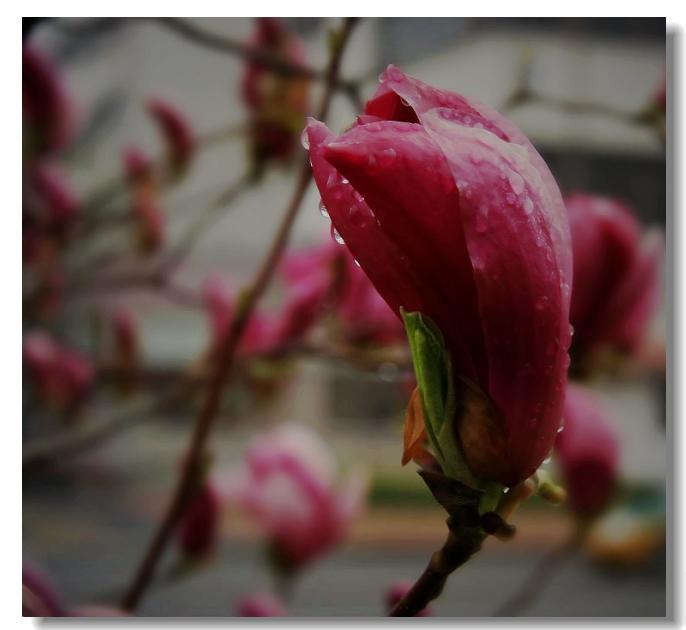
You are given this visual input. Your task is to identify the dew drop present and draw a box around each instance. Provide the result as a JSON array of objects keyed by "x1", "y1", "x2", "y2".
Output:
[
  {"x1": 400, "y1": 97, "x2": 411, "y2": 107},
  {"x1": 475, "y1": 213, "x2": 487, "y2": 233},
  {"x1": 331, "y1": 225, "x2": 345, "y2": 245},
  {"x1": 354, "y1": 258, "x2": 361, "y2": 267},
  {"x1": 523, "y1": 197, "x2": 534, "y2": 215},
  {"x1": 535, "y1": 296, "x2": 549, "y2": 312},
  {"x1": 557, "y1": 425, "x2": 565, "y2": 434},
  {"x1": 508, "y1": 171, "x2": 525, "y2": 195},
  {"x1": 378, "y1": 148, "x2": 397, "y2": 167},
  {"x1": 318, "y1": 200, "x2": 329, "y2": 219},
  {"x1": 341, "y1": 177, "x2": 349, "y2": 185},
  {"x1": 300, "y1": 129, "x2": 309, "y2": 150}
]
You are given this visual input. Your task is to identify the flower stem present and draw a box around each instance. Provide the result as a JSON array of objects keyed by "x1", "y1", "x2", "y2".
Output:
[{"x1": 389, "y1": 526, "x2": 486, "y2": 616}]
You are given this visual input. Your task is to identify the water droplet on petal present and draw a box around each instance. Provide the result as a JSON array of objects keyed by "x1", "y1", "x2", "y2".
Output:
[
  {"x1": 300, "y1": 129, "x2": 309, "y2": 150},
  {"x1": 400, "y1": 96, "x2": 411, "y2": 107},
  {"x1": 331, "y1": 225, "x2": 345, "y2": 245},
  {"x1": 318, "y1": 200, "x2": 329, "y2": 219},
  {"x1": 535, "y1": 296, "x2": 549, "y2": 312},
  {"x1": 378, "y1": 148, "x2": 397, "y2": 167},
  {"x1": 341, "y1": 177, "x2": 349, "y2": 185},
  {"x1": 353, "y1": 258, "x2": 361, "y2": 267},
  {"x1": 523, "y1": 197, "x2": 534, "y2": 215},
  {"x1": 508, "y1": 171, "x2": 525, "y2": 195}
]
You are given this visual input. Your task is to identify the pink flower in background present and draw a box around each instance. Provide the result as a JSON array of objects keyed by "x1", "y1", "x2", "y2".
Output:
[
  {"x1": 178, "y1": 482, "x2": 222, "y2": 561},
  {"x1": 235, "y1": 592, "x2": 287, "y2": 617},
  {"x1": 23, "y1": 563, "x2": 66, "y2": 617},
  {"x1": 280, "y1": 239, "x2": 405, "y2": 346},
  {"x1": 147, "y1": 98, "x2": 195, "y2": 175},
  {"x1": 567, "y1": 193, "x2": 663, "y2": 362},
  {"x1": 225, "y1": 424, "x2": 367, "y2": 572},
  {"x1": 307, "y1": 66, "x2": 572, "y2": 487},
  {"x1": 556, "y1": 384, "x2": 620, "y2": 516},
  {"x1": 24, "y1": 331, "x2": 94, "y2": 409},
  {"x1": 385, "y1": 581, "x2": 431, "y2": 616},
  {"x1": 23, "y1": 46, "x2": 72, "y2": 156},
  {"x1": 241, "y1": 18, "x2": 309, "y2": 169},
  {"x1": 23, "y1": 562, "x2": 126, "y2": 617},
  {"x1": 202, "y1": 275, "x2": 275, "y2": 356},
  {"x1": 28, "y1": 163, "x2": 80, "y2": 233},
  {"x1": 122, "y1": 146, "x2": 154, "y2": 186}
]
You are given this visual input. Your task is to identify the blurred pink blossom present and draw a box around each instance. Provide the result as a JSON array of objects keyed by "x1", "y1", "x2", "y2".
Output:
[
  {"x1": 178, "y1": 482, "x2": 222, "y2": 561},
  {"x1": 280, "y1": 239, "x2": 405, "y2": 346},
  {"x1": 556, "y1": 384, "x2": 620, "y2": 516},
  {"x1": 235, "y1": 592, "x2": 287, "y2": 617},
  {"x1": 122, "y1": 146, "x2": 154, "y2": 186},
  {"x1": 147, "y1": 98, "x2": 195, "y2": 175},
  {"x1": 23, "y1": 46, "x2": 72, "y2": 156},
  {"x1": 241, "y1": 18, "x2": 309, "y2": 169},
  {"x1": 23, "y1": 562, "x2": 66, "y2": 617},
  {"x1": 24, "y1": 331, "x2": 94, "y2": 409},
  {"x1": 223, "y1": 423, "x2": 367, "y2": 572},
  {"x1": 567, "y1": 193, "x2": 663, "y2": 362}
]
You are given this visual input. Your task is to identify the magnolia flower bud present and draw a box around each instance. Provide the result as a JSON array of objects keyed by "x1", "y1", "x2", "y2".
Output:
[
  {"x1": 307, "y1": 66, "x2": 572, "y2": 488},
  {"x1": 241, "y1": 18, "x2": 309, "y2": 174},
  {"x1": 178, "y1": 482, "x2": 222, "y2": 560},
  {"x1": 567, "y1": 193, "x2": 662, "y2": 365},
  {"x1": 226, "y1": 424, "x2": 367, "y2": 572},
  {"x1": 556, "y1": 384, "x2": 620, "y2": 517},
  {"x1": 147, "y1": 98, "x2": 195, "y2": 177},
  {"x1": 23, "y1": 46, "x2": 72, "y2": 156}
]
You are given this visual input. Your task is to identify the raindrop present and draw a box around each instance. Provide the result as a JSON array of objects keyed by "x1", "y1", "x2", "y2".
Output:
[
  {"x1": 535, "y1": 296, "x2": 549, "y2": 312},
  {"x1": 341, "y1": 177, "x2": 349, "y2": 185},
  {"x1": 400, "y1": 97, "x2": 411, "y2": 107},
  {"x1": 331, "y1": 225, "x2": 345, "y2": 245},
  {"x1": 378, "y1": 148, "x2": 397, "y2": 167},
  {"x1": 557, "y1": 425, "x2": 565, "y2": 434},
  {"x1": 300, "y1": 129, "x2": 309, "y2": 150},
  {"x1": 508, "y1": 171, "x2": 525, "y2": 195},
  {"x1": 354, "y1": 258, "x2": 361, "y2": 267},
  {"x1": 318, "y1": 200, "x2": 329, "y2": 219}
]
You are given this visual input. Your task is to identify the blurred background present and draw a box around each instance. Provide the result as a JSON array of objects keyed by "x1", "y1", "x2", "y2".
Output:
[{"x1": 23, "y1": 17, "x2": 666, "y2": 617}]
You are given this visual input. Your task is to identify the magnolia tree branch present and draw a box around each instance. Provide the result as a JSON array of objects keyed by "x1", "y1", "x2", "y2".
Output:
[
  {"x1": 22, "y1": 340, "x2": 409, "y2": 470},
  {"x1": 389, "y1": 528, "x2": 486, "y2": 616},
  {"x1": 154, "y1": 17, "x2": 362, "y2": 100},
  {"x1": 118, "y1": 18, "x2": 359, "y2": 613},
  {"x1": 78, "y1": 122, "x2": 247, "y2": 232}
]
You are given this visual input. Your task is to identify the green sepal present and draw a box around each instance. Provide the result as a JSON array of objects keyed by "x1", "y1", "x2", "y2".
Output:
[{"x1": 401, "y1": 308, "x2": 477, "y2": 488}]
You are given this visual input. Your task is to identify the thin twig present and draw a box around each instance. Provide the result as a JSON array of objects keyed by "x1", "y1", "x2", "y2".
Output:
[
  {"x1": 154, "y1": 18, "x2": 362, "y2": 98},
  {"x1": 118, "y1": 18, "x2": 359, "y2": 613},
  {"x1": 22, "y1": 374, "x2": 202, "y2": 469},
  {"x1": 493, "y1": 525, "x2": 584, "y2": 617}
]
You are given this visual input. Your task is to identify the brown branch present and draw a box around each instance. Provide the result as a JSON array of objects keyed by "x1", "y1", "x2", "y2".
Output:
[
  {"x1": 389, "y1": 528, "x2": 486, "y2": 616},
  {"x1": 22, "y1": 374, "x2": 203, "y2": 470},
  {"x1": 118, "y1": 18, "x2": 359, "y2": 613},
  {"x1": 22, "y1": 340, "x2": 408, "y2": 470},
  {"x1": 154, "y1": 18, "x2": 361, "y2": 98}
]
